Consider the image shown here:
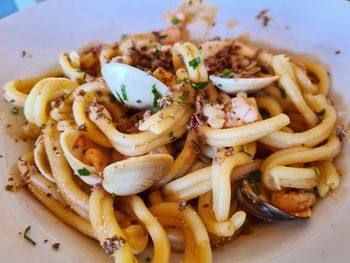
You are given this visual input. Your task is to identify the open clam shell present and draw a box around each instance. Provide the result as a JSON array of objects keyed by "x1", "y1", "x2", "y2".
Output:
[
  {"x1": 60, "y1": 130, "x2": 102, "y2": 185},
  {"x1": 237, "y1": 182, "x2": 304, "y2": 222},
  {"x1": 210, "y1": 75, "x2": 278, "y2": 95},
  {"x1": 102, "y1": 63, "x2": 169, "y2": 109},
  {"x1": 103, "y1": 154, "x2": 173, "y2": 196},
  {"x1": 34, "y1": 135, "x2": 55, "y2": 182}
]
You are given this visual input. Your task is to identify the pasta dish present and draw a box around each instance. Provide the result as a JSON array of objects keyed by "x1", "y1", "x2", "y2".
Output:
[{"x1": 2, "y1": 1, "x2": 343, "y2": 262}]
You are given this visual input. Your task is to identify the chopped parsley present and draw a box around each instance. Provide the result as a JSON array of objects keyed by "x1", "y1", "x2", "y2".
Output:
[
  {"x1": 238, "y1": 146, "x2": 252, "y2": 157},
  {"x1": 179, "y1": 91, "x2": 189, "y2": 101},
  {"x1": 171, "y1": 17, "x2": 180, "y2": 25},
  {"x1": 121, "y1": 84, "x2": 128, "y2": 101},
  {"x1": 136, "y1": 99, "x2": 142, "y2": 104},
  {"x1": 315, "y1": 109, "x2": 326, "y2": 117},
  {"x1": 248, "y1": 169, "x2": 262, "y2": 181},
  {"x1": 149, "y1": 106, "x2": 162, "y2": 113},
  {"x1": 11, "y1": 106, "x2": 19, "y2": 115},
  {"x1": 259, "y1": 108, "x2": 271, "y2": 118},
  {"x1": 155, "y1": 46, "x2": 161, "y2": 59},
  {"x1": 120, "y1": 34, "x2": 127, "y2": 41},
  {"x1": 196, "y1": 156, "x2": 205, "y2": 163},
  {"x1": 189, "y1": 57, "x2": 201, "y2": 69},
  {"x1": 314, "y1": 167, "x2": 320, "y2": 179},
  {"x1": 276, "y1": 86, "x2": 287, "y2": 99},
  {"x1": 112, "y1": 193, "x2": 117, "y2": 199},
  {"x1": 77, "y1": 167, "x2": 91, "y2": 176},
  {"x1": 115, "y1": 92, "x2": 125, "y2": 104},
  {"x1": 221, "y1": 68, "x2": 233, "y2": 78},
  {"x1": 109, "y1": 94, "x2": 117, "y2": 103},
  {"x1": 5, "y1": 184, "x2": 14, "y2": 191},
  {"x1": 169, "y1": 131, "x2": 177, "y2": 142},
  {"x1": 191, "y1": 81, "x2": 209, "y2": 90},
  {"x1": 64, "y1": 90, "x2": 75, "y2": 100},
  {"x1": 251, "y1": 183, "x2": 261, "y2": 196},
  {"x1": 177, "y1": 101, "x2": 194, "y2": 108},
  {"x1": 24, "y1": 226, "x2": 36, "y2": 246},
  {"x1": 151, "y1": 84, "x2": 160, "y2": 107},
  {"x1": 177, "y1": 78, "x2": 190, "y2": 85}
]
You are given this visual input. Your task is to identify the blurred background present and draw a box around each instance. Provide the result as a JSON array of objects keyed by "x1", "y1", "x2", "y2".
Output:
[{"x1": 0, "y1": 0, "x2": 44, "y2": 19}]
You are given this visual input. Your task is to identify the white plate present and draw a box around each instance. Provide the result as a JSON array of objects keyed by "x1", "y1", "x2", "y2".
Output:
[{"x1": 0, "y1": 0, "x2": 349, "y2": 262}]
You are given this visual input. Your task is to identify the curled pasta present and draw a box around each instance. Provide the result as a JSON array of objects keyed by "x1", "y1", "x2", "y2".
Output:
[
  {"x1": 149, "y1": 202, "x2": 212, "y2": 263},
  {"x1": 200, "y1": 113, "x2": 290, "y2": 147},
  {"x1": 259, "y1": 94, "x2": 336, "y2": 148},
  {"x1": 261, "y1": 135, "x2": 341, "y2": 191}
]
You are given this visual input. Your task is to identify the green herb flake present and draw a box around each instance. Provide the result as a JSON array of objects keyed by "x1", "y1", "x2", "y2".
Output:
[
  {"x1": 179, "y1": 91, "x2": 189, "y2": 101},
  {"x1": 196, "y1": 157, "x2": 205, "y2": 163},
  {"x1": 24, "y1": 226, "x2": 36, "y2": 246},
  {"x1": 315, "y1": 109, "x2": 326, "y2": 117},
  {"x1": 171, "y1": 17, "x2": 180, "y2": 25},
  {"x1": 188, "y1": 0, "x2": 192, "y2": 5},
  {"x1": 177, "y1": 78, "x2": 190, "y2": 85},
  {"x1": 115, "y1": 92, "x2": 125, "y2": 104},
  {"x1": 276, "y1": 86, "x2": 287, "y2": 99},
  {"x1": 305, "y1": 188, "x2": 318, "y2": 194},
  {"x1": 149, "y1": 106, "x2": 162, "y2": 113},
  {"x1": 5, "y1": 184, "x2": 14, "y2": 191},
  {"x1": 251, "y1": 184, "x2": 261, "y2": 196},
  {"x1": 191, "y1": 81, "x2": 209, "y2": 90},
  {"x1": 112, "y1": 193, "x2": 117, "y2": 199},
  {"x1": 109, "y1": 94, "x2": 117, "y2": 103},
  {"x1": 77, "y1": 167, "x2": 91, "y2": 176},
  {"x1": 238, "y1": 146, "x2": 252, "y2": 157},
  {"x1": 151, "y1": 84, "x2": 160, "y2": 107},
  {"x1": 221, "y1": 68, "x2": 233, "y2": 78},
  {"x1": 248, "y1": 169, "x2": 262, "y2": 181},
  {"x1": 136, "y1": 99, "x2": 142, "y2": 104},
  {"x1": 121, "y1": 84, "x2": 128, "y2": 101},
  {"x1": 120, "y1": 34, "x2": 127, "y2": 41},
  {"x1": 64, "y1": 90, "x2": 75, "y2": 100},
  {"x1": 189, "y1": 57, "x2": 201, "y2": 69},
  {"x1": 169, "y1": 131, "x2": 177, "y2": 142},
  {"x1": 259, "y1": 108, "x2": 271, "y2": 118},
  {"x1": 314, "y1": 167, "x2": 320, "y2": 179},
  {"x1": 155, "y1": 46, "x2": 161, "y2": 59},
  {"x1": 11, "y1": 106, "x2": 19, "y2": 115}
]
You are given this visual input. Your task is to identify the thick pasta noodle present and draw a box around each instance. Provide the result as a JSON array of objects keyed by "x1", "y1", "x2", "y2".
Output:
[{"x1": 2, "y1": 2, "x2": 344, "y2": 262}]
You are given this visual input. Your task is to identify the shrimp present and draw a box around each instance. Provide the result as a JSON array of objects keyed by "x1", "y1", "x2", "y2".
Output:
[
  {"x1": 224, "y1": 97, "x2": 258, "y2": 128},
  {"x1": 270, "y1": 190, "x2": 316, "y2": 216},
  {"x1": 82, "y1": 148, "x2": 110, "y2": 171},
  {"x1": 159, "y1": 26, "x2": 182, "y2": 45}
]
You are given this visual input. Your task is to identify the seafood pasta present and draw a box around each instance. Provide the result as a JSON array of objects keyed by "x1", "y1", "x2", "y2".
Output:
[{"x1": 2, "y1": 1, "x2": 343, "y2": 262}]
